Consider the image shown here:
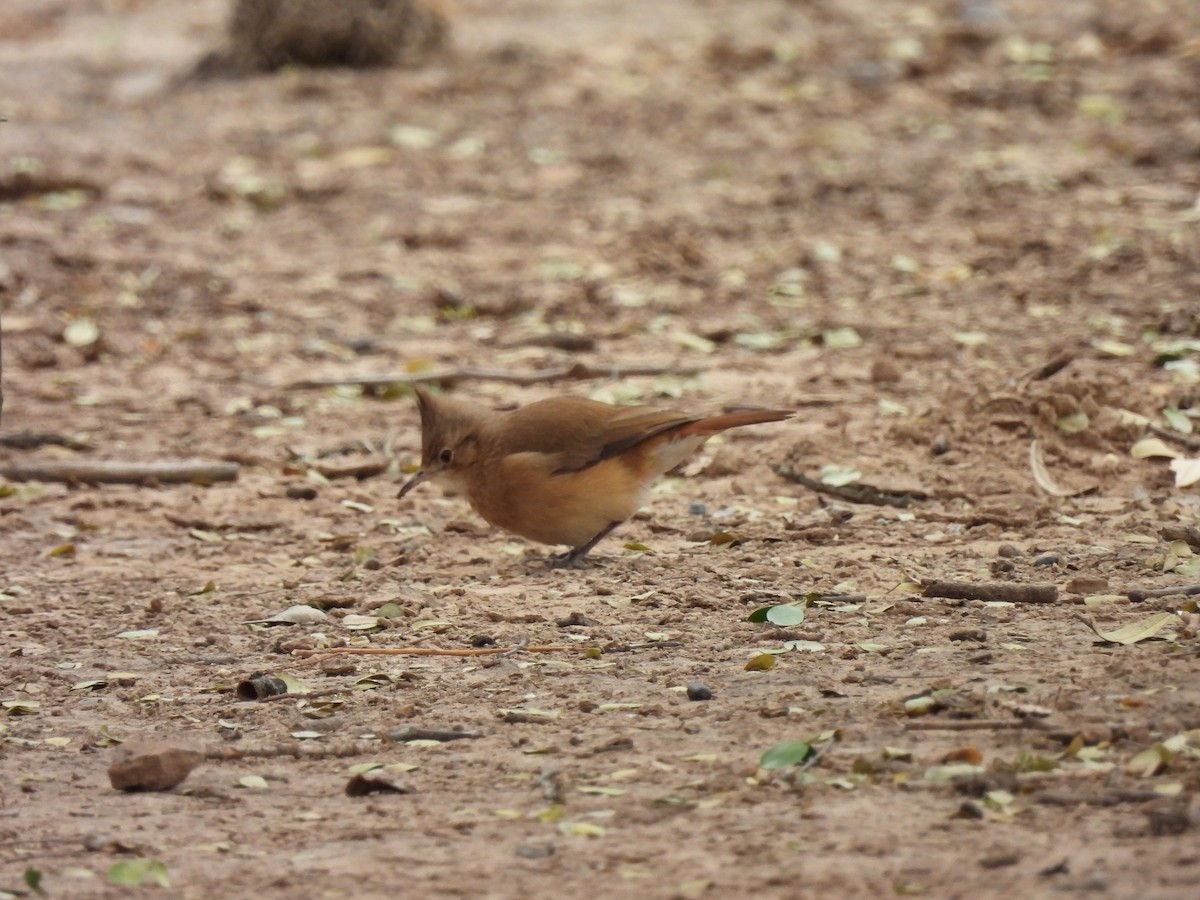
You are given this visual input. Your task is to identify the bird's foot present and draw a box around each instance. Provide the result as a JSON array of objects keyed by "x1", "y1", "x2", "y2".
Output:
[
  {"x1": 549, "y1": 549, "x2": 594, "y2": 569},
  {"x1": 547, "y1": 521, "x2": 622, "y2": 570}
]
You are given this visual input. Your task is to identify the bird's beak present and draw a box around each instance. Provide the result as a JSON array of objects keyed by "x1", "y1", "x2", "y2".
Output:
[{"x1": 396, "y1": 469, "x2": 429, "y2": 499}]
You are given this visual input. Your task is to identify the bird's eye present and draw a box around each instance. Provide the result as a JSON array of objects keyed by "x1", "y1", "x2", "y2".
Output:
[{"x1": 438, "y1": 448, "x2": 454, "y2": 464}]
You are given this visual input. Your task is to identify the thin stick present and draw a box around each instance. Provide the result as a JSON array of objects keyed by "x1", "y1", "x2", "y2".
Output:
[
  {"x1": 1127, "y1": 584, "x2": 1200, "y2": 602},
  {"x1": 1034, "y1": 790, "x2": 1164, "y2": 807},
  {"x1": 904, "y1": 719, "x2": 1023, "y2": 731},
  {"x1": 772, "y1": 463, "x2": 925, "y2": 508},
  {"x1": 0, "y1": 431, "x2": 90, "y2": 450},
  {"x1": 0, "y1": 459, "x2": 239, "y2": 484},
  {"x1": 1148, "y1": 424, "x2": 1200, "y2": 452},
  {"x1": 922, "y1": 581, "x2": 1058, "y2": 604},
  {"x1": 292, "y1": 644, "x2": 588, "y2": 661},
  {"x1": 284, "y1": 362, "x2": 702, "y2": 391},
  {"x1": 389, "y1": 727, "x2": 482, "y2": 742}
]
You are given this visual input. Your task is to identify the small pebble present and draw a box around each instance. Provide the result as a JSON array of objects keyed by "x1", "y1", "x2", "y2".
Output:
[
  {"x1": 948, "y1": 628, "x2": 987, "y2": 643},
  {"x1": 688, "y1": 501, "x2": 707, "y2": 516},
  {"x1": 286, "y1": 485, "x2": 318, "y2": 500},
  {"x1": 686, "y1": 681, "x2": 713, "y2": 701},
  {"x1": 556, "y1": 612, "x2": 596, "y2": 627},
  {"x1": 931, "y1": 434, "x2": 952, "y2": 456},
  {"x1": 996, "y1": 544, "x2": 1020, "y2": 558},
  {"x1": 515, "y1": 843, "x2": 556, "y2": 860},
  {"x1": 108, "y1": 741, "x2": 204, "y2": 792},
  {"x1": 1033, "y1": 553, "x2": 1060, "y2": 567},
  {"x1": 1064, "y1": 575, "x2": 1108, "y2": 594}
]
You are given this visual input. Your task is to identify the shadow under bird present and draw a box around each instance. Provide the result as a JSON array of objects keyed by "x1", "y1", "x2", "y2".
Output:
[{"x1": 397, "y1": 387, "x2": 792, "y2": 566}]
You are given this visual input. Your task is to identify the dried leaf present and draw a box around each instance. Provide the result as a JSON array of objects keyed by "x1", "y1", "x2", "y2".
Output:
[
  {"x1": 1084, "y1": 612, "x2": 1177, "y2": 645},
  {"x1": 64, "y1": 317, "x2": 100, "y2": 347},
  {"x1": 116, "y1": 629, "x2": 159, "y2": 640},
  {"x1": 744, "y1": 653, "x2": 777, "y2": 671},
  {"x1": 1170, "y1": 458, "x2": 1200, "y2": 488},
  {"x1": 249, "y1": 605, "x2": 328, "y2": 625},
  {"x1": 1130, "y1": 438, "x2": 1183, "y2": 460},
  {"x1": 1056, "y1": 410, "x2": 1090, "y2": 434},
  {"x1": 342, "y1": 614, "x2": 381, "y2": 631},
  {"x1": 1029, "y1": 439, "x2": 1090, "y2": 497},
  {"x1": 558, "y1": 822, "x2": 606, "y2": 837},
  {"x1": 1163, "y1": 406, "x2": 1194, "y2": 435},
  {"x1": 819, "y1": 463, "x2": 862, "y2": 487}
]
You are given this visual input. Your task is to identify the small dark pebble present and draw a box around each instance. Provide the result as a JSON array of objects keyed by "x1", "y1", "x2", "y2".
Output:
[
  {"x1": 980, "y1": 852, "x2": 1021, "y2": 870},
  {"x1": 1033, "y1": 553, "x2": 1060, "y2": 567},
  {"x1": 968, "y1": 651, "x2": 994, "y2": 665},
  {"x1": 686, "y1": 682, "x2": 713, "y2": 701},
  {"x1": 1146, "y1": 802, "x2": 1193, "y2": 836},
  {"x1": 1038, "y1": 858, "x2": 1070, "y2": 878},
  {"x1": 990, "y1": 559, "x2": 1015, "y2": 575},
  {"x1": 688, "y1": 501, "x2": 707, "y2": 516},
  {"x1": 515, "y1": 843, "x2": 556, "y2": 860},
  {"x1": 556, "y1": 612, "x2": 596, "y2": 627},
  {"x1": 952, "y1": 800, "x2": 985, "y2": 820},
  {"x1": 362, "y1": 557, "x2": 382, "y2": 571},
  {"x1": 235, "y1": 673, "x2": 289, "y2": 700},
  {"x1": 931, "y1": 434, "x2": 952, "y2": 456},
  {"x1": 286, "y1": 485, "x2": 318, "y2": 500},
  {"x1": 953, "y1": 771, "x2": 1019, "y2": 797},
  {"x1": 949, "y1": 628, "x2": 987, "y2": 643},
  {"x1": 470, "y1": 634, "x2": 497, "y2": 647},
  {"x1": 997, "y1": 544, "x2": 1020, "y2": 558},
  {"x1": 320, "y1": 659, "x2": 357, "y2": 676}
]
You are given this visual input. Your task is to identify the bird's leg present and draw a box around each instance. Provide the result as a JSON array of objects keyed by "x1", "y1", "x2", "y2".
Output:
[{"x1": 551, "y1": 520, "x2": 623, "y2": 569}]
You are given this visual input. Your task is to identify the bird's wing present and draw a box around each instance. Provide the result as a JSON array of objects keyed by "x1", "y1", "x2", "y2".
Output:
[{"x1": 487, "y1": 398, "x2": 697, "y2": 474}]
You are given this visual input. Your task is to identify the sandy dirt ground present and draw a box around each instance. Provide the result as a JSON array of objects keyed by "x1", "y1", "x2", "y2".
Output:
[{"x1": 3, "y1": 0, "x2": 1200, "y2": 897}]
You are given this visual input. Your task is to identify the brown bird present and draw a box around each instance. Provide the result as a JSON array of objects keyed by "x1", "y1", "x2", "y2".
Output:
[{"x1": 397, "y1": 387, "x2": 791, "y2": 566}]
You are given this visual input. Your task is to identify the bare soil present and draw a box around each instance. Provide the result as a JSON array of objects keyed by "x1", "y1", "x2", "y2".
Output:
[{"x1": 3, "y1": 1, "x2": 1200, "y2": 897}]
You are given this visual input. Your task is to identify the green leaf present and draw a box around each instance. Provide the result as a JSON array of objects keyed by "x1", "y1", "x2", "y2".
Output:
[
  {"x1": 24, "y1": 867, "x2": 44, "y2": 895},
  {"x1": 107, "y1": 860, "x2": 171, "y2": 888},
  {"x1": 766, "y1": 604, "x2": 806, "y2": 627},
  {"x1": 760, "y1": 741, "x2": 814, "y2": 770},
  {"x1": 746, "y1": 606, "x2": 772, "y2": 623}
]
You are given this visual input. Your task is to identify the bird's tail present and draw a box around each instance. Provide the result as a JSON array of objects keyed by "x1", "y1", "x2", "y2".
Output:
[{"x1": 677, "y1": 408, "x2": 792, "y2": 437}]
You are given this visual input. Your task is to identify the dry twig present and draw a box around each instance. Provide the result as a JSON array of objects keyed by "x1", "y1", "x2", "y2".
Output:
[
  {"x1": 772, "y1": 463, "x2": 925, "y2": 507},
  {"x1": 923, "y1": 581, "x2": 1058, "y2": 604},
  {"x1": 293, "y1": 644, "x2": 588, "y2": 662},
  {"x1": 0, "y1": 459, "x2": 239, "y2": 484},
  {"x1": 1034, "y1": 790, "x2": 1164, "y2": 807},
  {"x1": 1127, "y1": 584, "x2": 1200, "y2": 603},
  {"x1": 285, "y1": 362, "x2": 702, "y2": 391},
  {"x1": 0, "y1": 431, "x2": 90, "y2": 450},
  {"x1": 1148, "y1": 424, "x2": 1200, "y2": 452},
  {"x1": 904, "y1": 719, "x2": 1025, "y2": 732}
]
